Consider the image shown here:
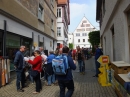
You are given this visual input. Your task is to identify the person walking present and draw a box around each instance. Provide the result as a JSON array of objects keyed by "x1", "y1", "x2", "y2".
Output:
[
  {"x1": 45, "y1": 51, "x2": 55, "y2": 86},
  {"x1": 75, "y1": 46, "x2": 85, "y2": 75},
  {"x1": 26, "y1": 50, "x2": 42, "y2": 94},
  {"x1": 14, "y1": 46, "x2": 26, "y2": 92},
  {"x1": 93, "y1": 45, "x2": 103, "y2": 77},
  {"x1": 57, "y1": 46, "x2": 76, "y2": 97}
]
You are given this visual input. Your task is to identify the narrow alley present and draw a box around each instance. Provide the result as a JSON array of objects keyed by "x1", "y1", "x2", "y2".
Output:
[{"x1": 0, "y1": 57, "x2": 117, "y2": 97}]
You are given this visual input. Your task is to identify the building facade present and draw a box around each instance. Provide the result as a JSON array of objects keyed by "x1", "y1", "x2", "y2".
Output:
[
  {"x1": 56, "y1": 0, "x2": 70, "y2": 48},
  {"x1": 96, "y1": 0, "x2": 130, "y2": 63},
  {"x1": 0, "y1": 0, "x2": 57, "y2": 71},
  {"x1": 73, "y1": 16, "x2": 96, "y2": 49},
  {"x1": 68, "y1": 33, "x2": 73, "y2": 45}
]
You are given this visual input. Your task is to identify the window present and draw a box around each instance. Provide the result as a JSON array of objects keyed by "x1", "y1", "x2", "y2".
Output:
[
  {"x1": 51, "y1": 19, "x2": 54, "y2": 29},
  {"x1": 50, "y1": 41, "x2": 52, "y2": 47},
  {"x1": 57, "y1": 8, "x2": 61, "y2": 17},
  {"x1": 82, "y1": 33, "x2": 87, "y2": 36},
  {"x1": 83, "y1": 39, "x2": 85, "y2": 42},
  {"x1": 76, "y1": 33, "x2": 80, "y2": 36},
  {"x1": 86, "y1": 24, "x2": 90, "y2": 27},
  {"x1": 81, "y1": 24, "x2": 85, "y2": 27},
  {"x1": 83, "y1": 20, "x2": 87, "y2": 23},
  {"x1": 103, "y1": 0, "x2": 106, "y2": 15},
  {"x1": 86, "y1": 28, "x2": 91, "y2": 31},
  {"x1": 78, "y1": 39, "x2": 80, "y2": 43},
  {"x1": 38, "y1": 4, "x2": 43, "y2": 21},
  {"x1": 57, "y1": 27, "x2": 61, "y2": 36},
  {"x1": 50, "y1": 0, "x2": 54, "y2": 9}
]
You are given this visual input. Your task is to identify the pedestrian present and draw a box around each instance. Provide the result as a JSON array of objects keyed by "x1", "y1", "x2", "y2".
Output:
[
  {"x1": 14, "y1": 45, "x2": 26, "y2": 92},
  {"x1": 75, "y1": 46, "x2": 85, "y2": 75},
  {"x1": 26, "y1": 50, "x2": 42, "y2": 94},
  {"x1": 45, "y1": 51, "x2": 55, "y2": 86},
  {"x1": 93, "y1": 45, "x2": 103, "y2": 77},
  {"x1": 39, "y1": 47, "x2": 45, "y2": 55},
  {"x1": 56, "y1": 46, "x2": 76, "y2": 97}
]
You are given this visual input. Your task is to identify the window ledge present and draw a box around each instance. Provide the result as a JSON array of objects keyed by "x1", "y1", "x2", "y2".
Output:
[
  {"x1": 51, "y1": 28, "x2": 55, "y2": 32},
  {"x1": 38, "y1": 19, "x2": 45, "y2": 24}
]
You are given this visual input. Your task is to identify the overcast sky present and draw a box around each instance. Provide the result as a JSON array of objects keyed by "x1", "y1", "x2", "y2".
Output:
[{"x1": 69, "y1": 0, "x2": 99, "y2": 32}]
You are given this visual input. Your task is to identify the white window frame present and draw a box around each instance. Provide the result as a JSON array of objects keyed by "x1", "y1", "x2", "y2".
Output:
[
  {"x1": 78, "y1": 39, "x2": 80, "y2": 43},
  {"x1": 38, "y1": 4, "x2": 44, "y2": 21},
  {"x1": 50, "y1": 0, "x2": 54, "y2": 9},
  {"x1": 57, "y1": 27, "x2": 61, "y2": 37},
  {"x1": 57, "y1": 8, "x2": 61, "y2": 17},
  {"x1": 76, "y1": 33, "x2": 80, "y2": 36}
]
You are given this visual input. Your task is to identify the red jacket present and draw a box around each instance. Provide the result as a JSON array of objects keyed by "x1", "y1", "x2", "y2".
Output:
[{"x1": 28, "y1": 56, "x2": 42, "y2": 72}]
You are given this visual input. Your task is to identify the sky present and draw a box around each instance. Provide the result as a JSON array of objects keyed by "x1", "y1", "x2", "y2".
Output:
[{"x1": 69, "y1": 0, "x2": 99, "y2": 32}]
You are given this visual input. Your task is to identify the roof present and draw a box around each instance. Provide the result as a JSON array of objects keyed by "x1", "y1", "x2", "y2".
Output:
[{"x1": 72, "y1": 16, "x2": 98, "y2": 33}]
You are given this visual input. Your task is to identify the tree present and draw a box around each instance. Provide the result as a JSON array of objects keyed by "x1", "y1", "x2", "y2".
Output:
[
  {"x1": 88, "y1": 30, "x2": 100, "y2": 53},
  {"x1": 69, "y1": 43, "x2": 73, "y2": 49}
]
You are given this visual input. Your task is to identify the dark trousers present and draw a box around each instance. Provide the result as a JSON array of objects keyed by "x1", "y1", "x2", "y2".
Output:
[
  {"x1": 78, "y1": 60, "x2": 83, "y2": 73},
  {"x1": 33, "y1": 72, "x2": 42, "y2": 92},
  {"x1": 82, "y1": 61, "x2": 85, "y2": 72},
  {"x1": 16, "y1": 69, "x2": 25, "y2": 90},
  {"x1": 95, "y1": 60, "x2": 100, "y2": 76},
  {"x1": 58, "y1": 80, "x2": 74, "y2": 97}
]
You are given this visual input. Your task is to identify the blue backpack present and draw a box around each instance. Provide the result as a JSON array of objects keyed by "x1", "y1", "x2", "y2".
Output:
[{"x1": 52, "y1": 54, "x2": 69, "y2": 75}]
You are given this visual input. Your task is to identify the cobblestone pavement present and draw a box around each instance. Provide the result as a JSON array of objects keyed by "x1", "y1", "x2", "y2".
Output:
[{"x1": 0, "y1": 57, "x2": 117, "y2": 97}]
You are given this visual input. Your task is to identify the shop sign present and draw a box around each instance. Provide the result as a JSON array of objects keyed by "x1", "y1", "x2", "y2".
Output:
[{"x1": 97, "y1": 55, "x2": 109, "y2": 64}]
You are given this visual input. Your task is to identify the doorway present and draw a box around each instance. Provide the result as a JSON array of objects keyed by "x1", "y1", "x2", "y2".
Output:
[{"x1": 0, "y1": 31, "x2": 3, "y2": 56}]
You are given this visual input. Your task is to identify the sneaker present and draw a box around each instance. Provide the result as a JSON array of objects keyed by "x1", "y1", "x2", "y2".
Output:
[
  {"x1": 93, "y1": 75, "x2": 98, "y2": 77},
  {"x1": 17, "y1": 89, "x2": 24, "y2": 92},
  {"x1": 80, "y1": 72, "x2": 83, "y2": 75},
  {"x1": 82, "y1": 72, "x2": 85, "y2": 75},
  {"x1": 33, "y1": 91, "x2": 39, "y2": 94}
]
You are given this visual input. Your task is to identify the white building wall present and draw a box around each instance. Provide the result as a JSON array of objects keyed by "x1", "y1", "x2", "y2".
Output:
[
  {"x1": 100, "y1": 0, "x2": 130, "y2": 63},
  {"x1": 73, "y1": 17, "x2": 96, "y2": 49},
  {"x1": 68, "y1": 33, "x2": 73, "y2": 44},
  {"x1": 0, "y1": 14, "x2": 54, "y2": 52}
]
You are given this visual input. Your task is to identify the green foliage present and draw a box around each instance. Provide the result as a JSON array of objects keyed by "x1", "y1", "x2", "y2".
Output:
[
  {"x1": 88, "y1": 31, "x2": 100, "y2": 53},
  {"x1": 69, "y1": 43, "x2": 73, "y2": 49}
]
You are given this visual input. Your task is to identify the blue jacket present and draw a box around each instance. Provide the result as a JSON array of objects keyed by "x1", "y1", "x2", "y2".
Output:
[
  {"x1": 14, "y1": 51, "x2": 24, "y2": 70},
  {"x1": 95, "y1": 48, "x2": 102, "y2": 60},
  {"x1": 47, "y1": 54, "x2": 55, "y2": 63},
  {"x1": 56, "y1": 55, "x2": 76, "y2": 80}
]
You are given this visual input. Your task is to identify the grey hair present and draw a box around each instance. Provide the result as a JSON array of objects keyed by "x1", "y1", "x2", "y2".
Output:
[
  {"x1": 20, "y1": 45, "x2": 25, "y2": 49},
  {"x1": 49, "y1": 51, "x2": 54, "y2": 54}
]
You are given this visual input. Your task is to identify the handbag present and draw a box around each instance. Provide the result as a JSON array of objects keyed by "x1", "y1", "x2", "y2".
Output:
[{"x1": 30, "y1": 70, "x2": 39, "y2": 78}]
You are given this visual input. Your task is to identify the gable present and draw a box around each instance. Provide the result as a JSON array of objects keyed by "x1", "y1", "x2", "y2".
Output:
[{"x1": 73, "y1": 17, "x2": 96, "y2": 33}]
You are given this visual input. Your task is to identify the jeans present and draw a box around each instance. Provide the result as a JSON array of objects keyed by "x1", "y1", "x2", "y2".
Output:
[
  {"x1": 95, "y1": 60, "x2": 100, "y2": 76},
  {"x1": 29, "y1": 69, "x2": 34, "y2": 83},
  {"x1": 33, "y1": 72, "x2": 42, "y2": 92},
  {"x1": 78, "y1": 60, "x2": 83, "y2": 73},
  {"x1": 16, "y1": 69, "x2": 25, "y2": 90},
  {"x1": 47, "y1": 74, "x2": 55, "y2": 85},
  {"x1": 58, "y1": 80, "x2": 74, "y2": 97}
]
